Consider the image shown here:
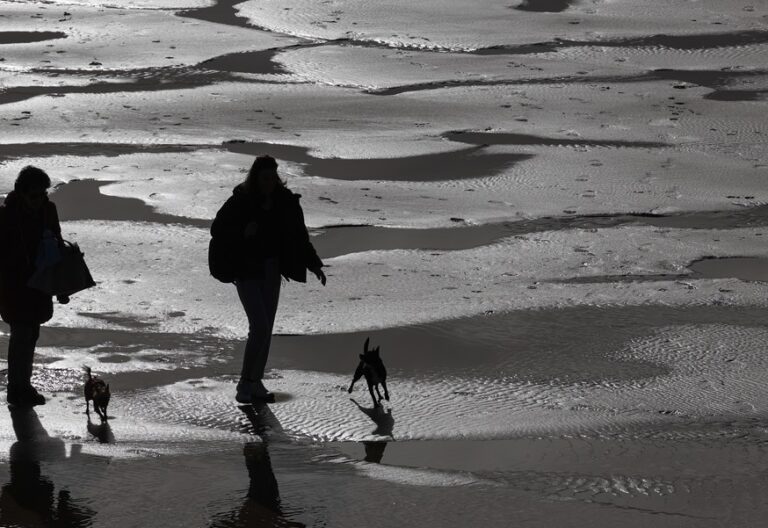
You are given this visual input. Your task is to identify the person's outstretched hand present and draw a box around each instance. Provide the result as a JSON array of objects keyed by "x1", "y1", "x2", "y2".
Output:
[
  {"x1": 311, "y1": 267, "x2": 326, "y2": 286},
  {"x1": 57, "y1": 295, "x2": 70, "y2": 305}
]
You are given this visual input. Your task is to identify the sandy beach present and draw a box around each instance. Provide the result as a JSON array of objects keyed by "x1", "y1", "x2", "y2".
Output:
[{"x1": 2, "y1": 0, "x2": 768, "y2": 526}]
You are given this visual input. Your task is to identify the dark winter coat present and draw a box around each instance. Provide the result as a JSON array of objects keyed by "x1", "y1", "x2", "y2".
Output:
[
  {"x1": 210, "y1": 184, "x2": 323, "y2": 282},
  {"x1": 0, "y1": 191, "x2": 62, "y2": 325}
]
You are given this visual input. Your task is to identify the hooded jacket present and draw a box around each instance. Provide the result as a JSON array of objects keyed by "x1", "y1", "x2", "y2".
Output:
[
  {"x1": 210, "y1": 184, "x2": 323, "y2": 282},
  {"x1": 0, "y1": 191, "x2": 62, "y2": 324}
]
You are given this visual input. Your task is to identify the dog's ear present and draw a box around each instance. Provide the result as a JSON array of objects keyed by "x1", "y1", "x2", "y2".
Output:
[{"x1": 364, "y1": 337, "x2": 370, "y2": 353}]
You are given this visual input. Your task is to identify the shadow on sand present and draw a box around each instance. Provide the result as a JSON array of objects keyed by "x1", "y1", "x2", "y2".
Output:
[{"x1": 350, "y1": 399, "x2": 394, "y2": 464}]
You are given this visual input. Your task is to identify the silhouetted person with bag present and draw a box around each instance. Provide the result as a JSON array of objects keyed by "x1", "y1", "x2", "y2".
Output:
[
  {"x1": 210, "y1": 156, "x2": 326, "y2": 403},
  {"x1": 0, "y1": 166, "x2": 69, "y2": 407}
]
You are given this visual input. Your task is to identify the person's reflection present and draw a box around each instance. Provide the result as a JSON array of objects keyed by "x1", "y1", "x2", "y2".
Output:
[
  {"x1": 0, "y1": 407, "x2": 95, "y2": 527},
  {"x1": 350, "y1": 399, "x2": 394, "y2": 464},
  {"x1": 210, "y1": 403, "x2": 303, "y2": 527}
]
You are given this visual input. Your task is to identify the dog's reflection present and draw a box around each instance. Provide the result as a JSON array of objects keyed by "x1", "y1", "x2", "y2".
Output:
[
  {"x1": 350, "y1": 399, "x2": 394, "y2": 464},
  {"x1": 210, "y1": 403, "x2": 304, "y2": 527},
  {"x1": 0, "y1": 407, "x2": 95, "y2": 527}
]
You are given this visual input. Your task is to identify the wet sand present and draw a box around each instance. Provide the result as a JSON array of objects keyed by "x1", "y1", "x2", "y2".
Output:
[
  {"x1": 49, "y1": 178, "x2": 768, "y2": 261},
  {"x1": 4, "y1": 303, "x2": 768, "y2": 526},
  {"x1": 2, "y1": 1, "x2": 768, "y2": 526}
]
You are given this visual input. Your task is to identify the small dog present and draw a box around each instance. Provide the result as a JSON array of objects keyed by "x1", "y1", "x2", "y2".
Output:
[
  {"x1": 84, "y1": 366, "x2": 110, "y2": 421},
  {"x1": 348, "y1": 338, "x2": 390, "y2": 408}
]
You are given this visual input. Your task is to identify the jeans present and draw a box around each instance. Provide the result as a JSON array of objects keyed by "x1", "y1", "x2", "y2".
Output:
[
  {"x1": 6, "y1": 324, "x2": 41, "y2": 396},
  {"x1": 236, "y1": 258, "x2": 281, "y2": 384}
]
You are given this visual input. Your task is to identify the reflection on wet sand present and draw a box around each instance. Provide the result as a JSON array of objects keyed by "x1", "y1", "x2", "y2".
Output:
[
  {"x1": 210, "y1": 403, "x2": 303, "y2": 527},
  {"x1": 0, "y1": 408, "x2": 95, "y2": 527},
  {"x1": 350, "y1": 399, "x2": 394, "y2": 464}
]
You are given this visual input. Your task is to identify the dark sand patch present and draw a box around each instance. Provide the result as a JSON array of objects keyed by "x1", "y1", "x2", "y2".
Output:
[
  {"x1": 444, "y1": 130, "x2": 668, "y2": 149},
  {"x1": 313, "y1": 206, "x2": 768, "y2": 259},
  {"x1": 178, "y1": 0, "x2": 276, "y2": 32},
  {"x1": 0, "y1": 304, "x2": 757, "y2": 402},
  {"x1": 44, "y1": 173, "x2": 768, "y2": 260},
  {"x1": 0, "y1": 31, "x2": 66, "y2": 45},
  {"x1": 514, "y1": 0, "x2": 577, "y2": 13},
  {"x1": 52, "y1": 179, "x2": 211, "y2": 228},
  {"x1": 223, "y1": 140, "x2": 533, "y2": 182},
  {"x1": 0, "y1": 67, "x2": 237, "y2": 106},
  {"x1": 705, "y1": 89, "x2": 768, "y2": 101},
  {"x1": 312, "y1": 223, "x2": 515, "y2": 258},
  {"x1": 10, "y1": 305, "x2": 766, "y2": 393},
  {"x1": 268, "y1": 305, "x2": 768, "y2": 385},
  {"x1": 558, "y1": 256, "x2": 768, "y2": 285},
  {"x1": 370, "y1": 68, "x2": 768, "y2": 96},
  {"x1": 475, "y1": 30, "x2": 768, "y2": 55},
  {"x1": 199, "y1": 49, "x2": 289, "y2": 75},
  {"x1": 0, "y1": 142, "x2": 202, "y2": 163}
]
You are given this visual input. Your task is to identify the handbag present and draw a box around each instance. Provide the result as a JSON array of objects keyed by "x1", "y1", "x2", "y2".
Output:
[{"x1": 28, "y1": 240, "x2": 96, "y2": 296}]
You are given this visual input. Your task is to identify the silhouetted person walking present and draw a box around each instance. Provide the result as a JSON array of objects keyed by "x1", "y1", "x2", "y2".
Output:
[
  {"x1": 0, "y1": 166, "x2": 69, "y2": 407},
  {"x1": 211, "y1": 156, "x2": 326, "y2": 403}
]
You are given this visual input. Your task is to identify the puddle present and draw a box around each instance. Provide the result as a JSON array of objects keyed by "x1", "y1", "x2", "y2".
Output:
[
  {"x1": 0, "y1": 31, "x2": 67, "y2": 45},
  {"x1": 514, "y1": 0, "x2": 578, "y2": 13},
  {"x1": 52, "y1": 179, "x2": 210, "y2": 228},
  {"x1": 198, "y1": 49, "x2": 289, "y2": 75},
  {"x1": 223, "y1": 140, "x2": 533, "y2": 182},
  {"x1": 690, "y1": 257, "x2": 768, "y2": 282}
]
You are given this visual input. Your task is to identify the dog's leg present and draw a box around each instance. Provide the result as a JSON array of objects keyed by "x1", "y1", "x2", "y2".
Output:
[
  {"x1": 86, "y1": 400, "x2": 90, "y2": 415},
  {"x1": 374, "y1": 384, "x2": 383, "y2": 402},
  {"x1": 381, "y1": 379, "x2": 390, "y2": 401},
  {"x1": 348, "y1": 366, "x2": 363, "y2": 393},
  {"x1": 367, "y1": 380, "x2": 378, "y2": 407}
]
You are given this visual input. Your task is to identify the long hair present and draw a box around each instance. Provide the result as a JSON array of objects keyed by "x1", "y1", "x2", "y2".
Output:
[
  {"x1": 15, "y1": 165, "x2": 51, "y2": 193},
  {"x1": 244, "y1": 155, "x2": 287, "y2": 195}
]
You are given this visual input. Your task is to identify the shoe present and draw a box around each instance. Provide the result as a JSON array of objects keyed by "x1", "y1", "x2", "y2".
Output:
[
  {"x1": 7, "y1": 387, "x2": 46, "y2": 407},
  {"x1": 251, "y1": 380, "x2": 274, "y2": 402}
]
